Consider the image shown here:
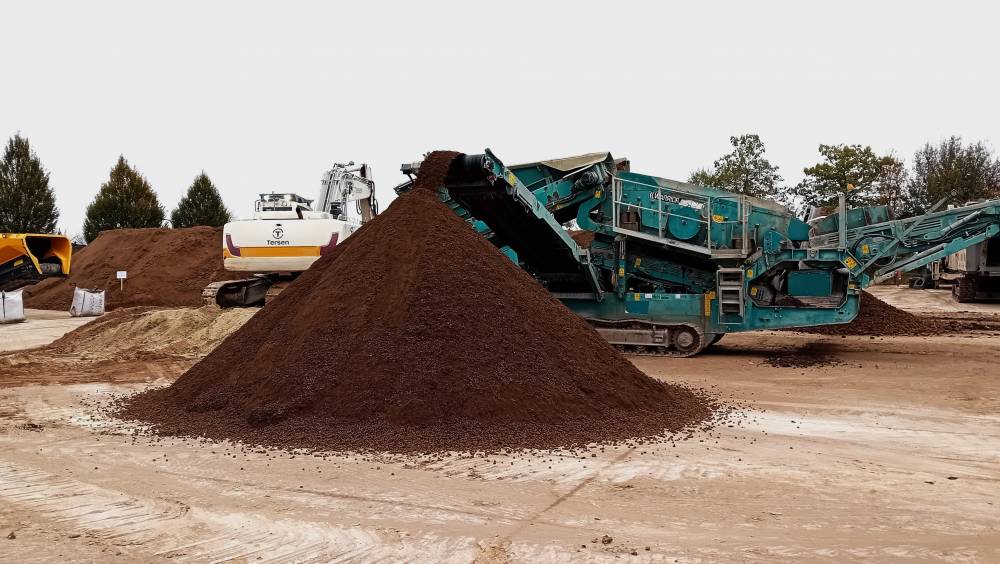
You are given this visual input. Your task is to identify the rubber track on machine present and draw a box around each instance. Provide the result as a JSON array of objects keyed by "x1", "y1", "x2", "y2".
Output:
[{"x1": 591, "y1": 320, "x2": 708, "y2": 357}]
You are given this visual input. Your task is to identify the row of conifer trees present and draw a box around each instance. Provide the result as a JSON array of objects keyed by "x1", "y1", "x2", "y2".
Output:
[{"x1": 0, "y1": 134, "x2": 231, "y2": 243}]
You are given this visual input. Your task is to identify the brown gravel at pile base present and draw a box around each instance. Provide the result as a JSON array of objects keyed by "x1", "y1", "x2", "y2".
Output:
[
  {"x1": 119, "y1": 151, "x2": 715, "y2": 454},
  {"x1": 795, "y1": 291, "x2": 946, "y2": 336},
  {"x1": 23, "y1": 227, "x2": 230, "y2": 311}
]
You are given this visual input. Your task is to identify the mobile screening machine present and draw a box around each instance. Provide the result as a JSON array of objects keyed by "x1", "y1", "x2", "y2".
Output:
[
  {"x1": 206, "y1": 162, "x2": 378, "y2": 306},
  {"x1": 398, "y1": 150, "x2": 1000, "y2": 355}
]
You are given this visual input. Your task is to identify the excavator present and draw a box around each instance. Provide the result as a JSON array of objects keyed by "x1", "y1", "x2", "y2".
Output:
[
  {"x1": 0, "y1": 233, "x2": 72, "y2": 291},
  {"x1": 204, "y1": 162, "x2": 379, "y2": 306},
  {"x1": 397, "y1": 149, "x2": 1000, "y2": 356}
]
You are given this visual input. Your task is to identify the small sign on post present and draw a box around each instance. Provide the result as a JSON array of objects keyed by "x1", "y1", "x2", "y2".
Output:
[{"x1": 117, "y1": 271, "x2": 127, "y2": 292}]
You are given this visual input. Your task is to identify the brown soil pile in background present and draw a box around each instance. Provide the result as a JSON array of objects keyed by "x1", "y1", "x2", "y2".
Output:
[
  {"x1": 796, "y1": 291, "x2": 944, "y2": 336},
  {"x1": 120, "y1": 151, "x2": 713, "y2": 453},
  {"x1": 24, "y1": 227, "x2": 228, "y2": 311}
]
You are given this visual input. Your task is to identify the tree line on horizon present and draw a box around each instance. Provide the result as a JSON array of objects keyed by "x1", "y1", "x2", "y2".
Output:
[
  {"x1": 3, "y1": 132, "x2": 1000, "y2": 242},
  {"x1": 0, "y1": 134, "x2": 231, "y2": 242},
  {"x1": 688, "y1": 134, "x2": 1000, "y2": 216}
]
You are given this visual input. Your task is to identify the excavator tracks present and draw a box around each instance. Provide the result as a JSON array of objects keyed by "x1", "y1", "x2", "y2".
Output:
[{"x1": 203, "y1": 277, "x2": 294, "y2": 308}]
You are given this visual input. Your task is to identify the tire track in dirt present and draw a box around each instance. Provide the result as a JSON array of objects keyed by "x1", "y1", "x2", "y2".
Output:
[
  {"x1": 496, "y1": 445, "x2": 639, "y2": 542},
  {"x1": 0, "y1": 461, "x2": 477, "y2": 562}
]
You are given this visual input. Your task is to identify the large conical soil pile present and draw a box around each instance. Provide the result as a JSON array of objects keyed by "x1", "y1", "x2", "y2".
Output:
[
  {"x1": 24, "y1": 227, "x2": 229, "y2": 311},
  {"x1": 121, "y1": 152, "x2": 712, "y2": 453}
]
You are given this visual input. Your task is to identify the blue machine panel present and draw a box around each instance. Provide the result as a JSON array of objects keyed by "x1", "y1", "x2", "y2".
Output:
[{"x1": 788, "y1": 271, "x2": 833, "y2": 297}]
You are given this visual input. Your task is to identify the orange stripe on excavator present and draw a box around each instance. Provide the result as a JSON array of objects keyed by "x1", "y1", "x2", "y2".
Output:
[{"x1": 235, "y1": 246, "x2": 322, "y2": 258}]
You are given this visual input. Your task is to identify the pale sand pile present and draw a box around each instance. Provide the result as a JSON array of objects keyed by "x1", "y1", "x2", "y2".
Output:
[
  {"x1": 0, "y1": 306, "x2": 259, "y2": 384},
  {"x1": 45, "y1": 306, "x2": 259, "y2": 359}
]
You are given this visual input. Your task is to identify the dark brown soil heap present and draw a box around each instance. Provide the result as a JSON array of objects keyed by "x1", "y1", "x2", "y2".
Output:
[
  {"x1": 24, "y1": 227, "x2": 229, "y2": 311},
  {"x1": 796, "y1": 291, "x2": 944, "y2": 336},
  {"x1": 120, "y1": 152, "x2": 713, "y2": 453}
]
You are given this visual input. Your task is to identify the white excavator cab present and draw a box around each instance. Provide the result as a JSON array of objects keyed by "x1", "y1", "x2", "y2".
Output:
[
  {"x1": 208, "y1": 162, "x2": 378, "y2": 306},
  {"x1": 254, "y1": 193, "x2": 313, "y2": 219}
]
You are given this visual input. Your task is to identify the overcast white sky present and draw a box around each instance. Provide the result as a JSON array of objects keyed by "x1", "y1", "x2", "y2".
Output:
[{"x1": 2, "y1": 1, "x2": 998, "y2": 236}]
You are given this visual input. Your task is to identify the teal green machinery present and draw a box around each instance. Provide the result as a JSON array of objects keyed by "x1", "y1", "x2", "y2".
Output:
[{"x1": 397, "y1": 150, "x2": 1000, "y2": 355}]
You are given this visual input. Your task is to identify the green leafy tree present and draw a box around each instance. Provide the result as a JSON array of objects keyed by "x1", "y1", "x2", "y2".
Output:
[
  {"x1": 908, "y1": 136, "x2": 1000, "y2": 213},
  {"x1": 792, "y1": 144, "x2": 904, "y2": 210},
  {"x1": 687, "y1": 134, "x2": 785, "y2": 202},
  {"x1": 171, "y1": 172, "x2": 232, "y2": 228},
  {"x1": 875, "y1": 158, "x2": 914, "y2": 218},
  {"x1": 688, "y1": 168, "x2": 715, "y2": 186},
  {"x1": 83, "y1": 156, "x2": 165, "y2": 242},
  {"x1": 0, "y1": 134, "x2": 59, "y2": 233}
]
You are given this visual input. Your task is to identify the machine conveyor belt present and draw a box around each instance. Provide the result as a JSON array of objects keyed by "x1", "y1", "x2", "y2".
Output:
[{"x1": 445, "y1": 182, "x2": 586, "y2": 282}]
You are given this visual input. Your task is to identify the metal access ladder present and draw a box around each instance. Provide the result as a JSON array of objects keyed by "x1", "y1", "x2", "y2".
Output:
[{"x1": 716, "y1": 268, "x2": 745, "y2": 322}]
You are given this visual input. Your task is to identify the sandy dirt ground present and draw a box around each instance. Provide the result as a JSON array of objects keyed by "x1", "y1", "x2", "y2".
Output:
[
  {"x1": 867, "y1": 285, "x2": 1000, "y2": 314},
  {"x1": 0, "y1": 310, "x2": 95, "y2": 353},
  {"x1": 0, "y1": 295, "x2": 998, "y2": 562}
]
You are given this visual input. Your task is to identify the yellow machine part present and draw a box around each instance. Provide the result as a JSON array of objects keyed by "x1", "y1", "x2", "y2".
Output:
[{"x1": 0, "y1": 233, "x2": 73, "y2": 289}]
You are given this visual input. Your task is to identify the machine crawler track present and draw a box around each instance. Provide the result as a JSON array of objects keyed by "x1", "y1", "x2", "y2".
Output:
[
  {"x1": 952, "y1": 277, "x2": 977, "y2": 303},
  {"x1": 611, "y1": 344, "x2": 703, "y2": 357},
  {"x1": 589, "y1": 320, "x2": 716, "y2": 357},
  {"x1": 203, "y1": 277, "x2": 293, "y2": 308}
]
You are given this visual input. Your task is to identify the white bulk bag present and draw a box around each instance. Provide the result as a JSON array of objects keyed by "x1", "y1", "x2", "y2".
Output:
[
  {"x1": 70, "y1": 287, "x2": 105, "y2": 317},
  {"x1": 0, "y1": 290, "x2": 26, "y2": 324}
]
